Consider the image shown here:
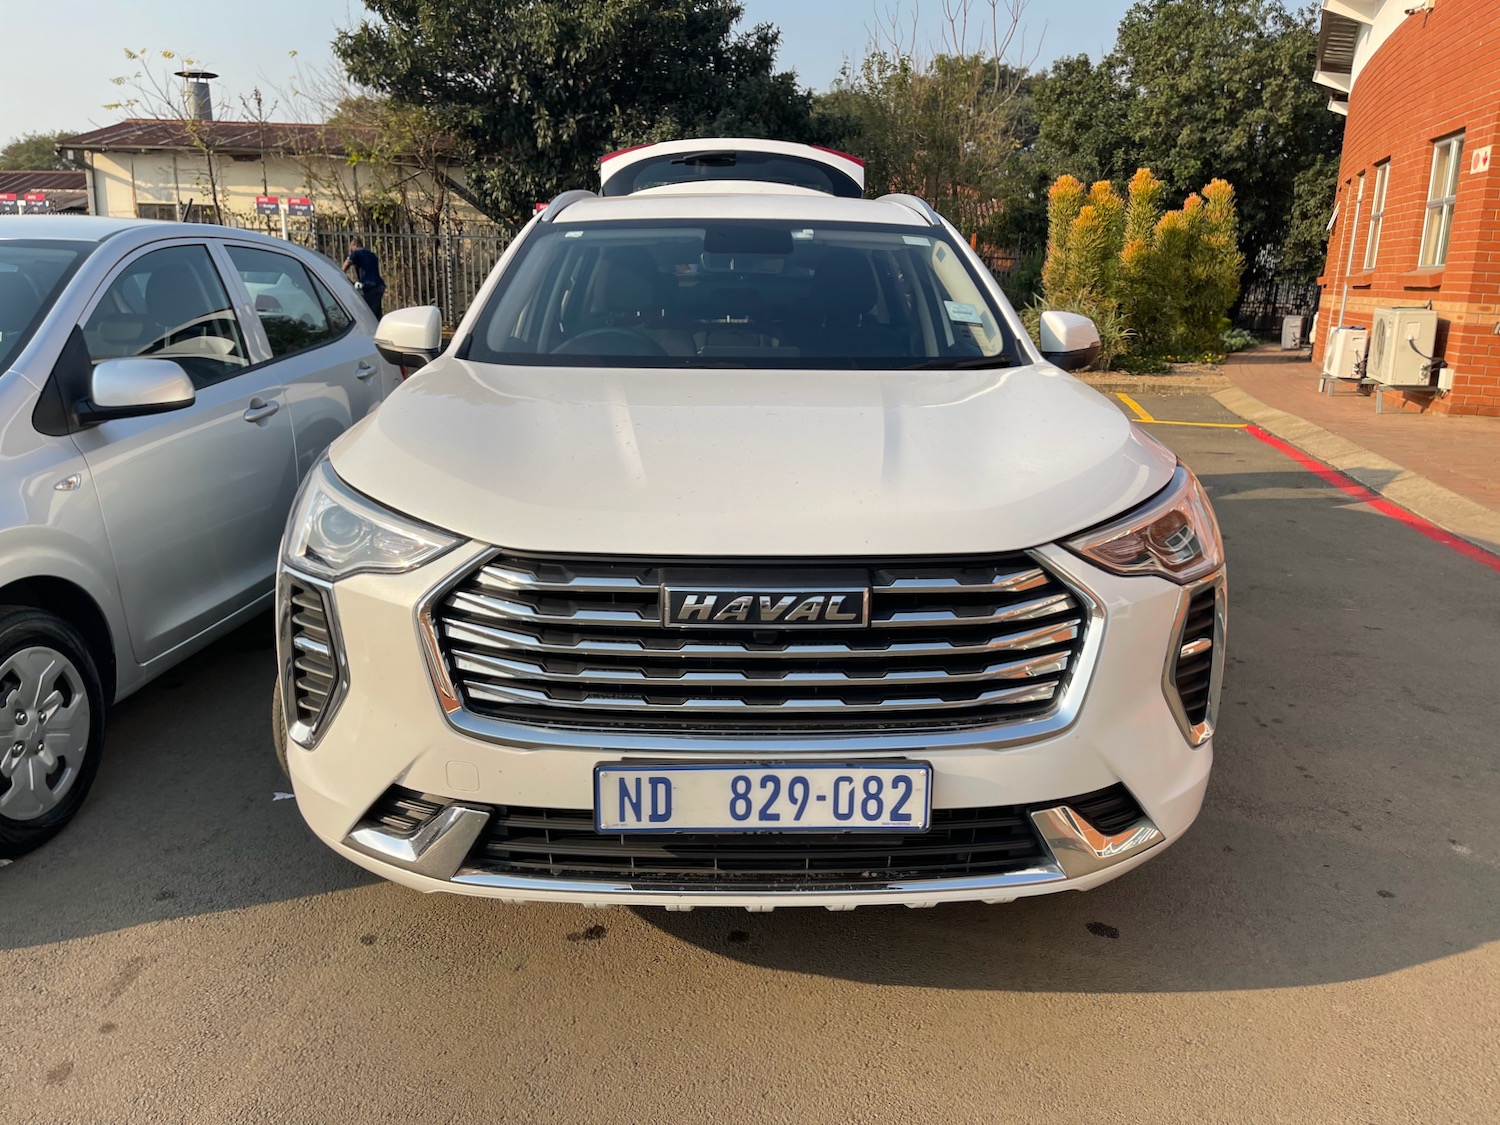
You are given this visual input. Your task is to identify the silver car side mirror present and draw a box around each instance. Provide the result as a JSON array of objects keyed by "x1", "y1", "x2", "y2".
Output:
[
  {"x1": 1038, "y1": 311, "x2": 1102, "y2": 372},
  {"x1": 374, "y1": 306, "x2": 442, "y2": 371},
  {"x1": 84, "y1": 358, "x2": 196, "y2": 424}
]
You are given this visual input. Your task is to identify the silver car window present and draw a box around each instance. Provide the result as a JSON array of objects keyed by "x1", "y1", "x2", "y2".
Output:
[
  {"x1": 82, "y1": 245, "x2": 250, "y2": 389},
  {"x1": 225, "y1": 245, "x2": 352, "y2": 359},
  {"x1": 0, "y1": 242, "x2": 86, "y2": 371}
]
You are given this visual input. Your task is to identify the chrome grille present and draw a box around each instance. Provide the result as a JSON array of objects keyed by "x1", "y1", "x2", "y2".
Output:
[
  {"x1": 433, "y1": 553, "x2": 1089, "y2": 733},
  {"x1": 287, "y1": 579, "x2": 338, "y2": 727}
]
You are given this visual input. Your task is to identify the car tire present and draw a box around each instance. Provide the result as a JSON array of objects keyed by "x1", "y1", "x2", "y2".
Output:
[
  {"x1": 271, "y1": 678, "x2": 290, "y2": 779},
  {"x1": 0, "y1": 607, "x2": 107, "y2": 861}
]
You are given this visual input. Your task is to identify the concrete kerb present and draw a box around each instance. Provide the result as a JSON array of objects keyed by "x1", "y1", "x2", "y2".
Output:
[
  {"x1": 1213, "y1": 385, "x2": 1500, "y2": 558},
  {"x1": 1075, "y1": 372, "x2": 1231, "y2": 396}
]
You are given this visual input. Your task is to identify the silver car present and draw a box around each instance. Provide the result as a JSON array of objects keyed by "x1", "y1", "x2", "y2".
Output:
[{"x1": 0, "y1": 216, "x2": 395, "y2": 857}]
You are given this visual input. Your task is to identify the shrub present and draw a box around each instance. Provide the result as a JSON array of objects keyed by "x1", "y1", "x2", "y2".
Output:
[
  {"x1": 1221, "y1": 327, "x2": 1258, "y2": 352},
  {"x1": 1038, "y1": 168, "x2": 1244, "y2": 367},
  {"x1": 1113, "y1": 354, "x2": 1171, "y2": 375}
]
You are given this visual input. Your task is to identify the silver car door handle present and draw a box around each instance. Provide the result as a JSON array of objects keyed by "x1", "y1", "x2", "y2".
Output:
[
  {"x1": 355, "y1": 362, "x2": 378, "y2": 380},
  {"x1": 243, "y1": 398, "x2": 281, "y2": 423}
]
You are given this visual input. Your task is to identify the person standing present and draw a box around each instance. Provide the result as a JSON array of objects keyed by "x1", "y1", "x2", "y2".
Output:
[{"x1": 342, "y1": 236, "x2": 386, "y2": 319}]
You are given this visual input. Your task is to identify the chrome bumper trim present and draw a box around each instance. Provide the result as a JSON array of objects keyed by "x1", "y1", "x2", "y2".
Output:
[
  {"x1": 345, "y1": 803, "x2": 491, "y2": 881},
  {"x1": 340, "y1": 796, "x2": 1162, "y2": 900},
  {"x1": 1028, "y1": 806, "x2": 1163, "y2": 879}
]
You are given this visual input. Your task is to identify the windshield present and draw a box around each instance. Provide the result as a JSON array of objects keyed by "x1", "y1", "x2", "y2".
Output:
[
  {"x1": 465, "y1": 220, "x2": 1019, "y2": 369},
  {"x1": 0, "y1": 241, "x2": 87, "y2": 371}
]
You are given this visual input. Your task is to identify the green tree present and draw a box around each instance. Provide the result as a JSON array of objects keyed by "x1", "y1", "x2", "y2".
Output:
[
  {"x1": 1279, "y1": 153, "x2": 1339, "y2": 285},
  {"x1": 1035, "y1": 0, "x2": 1341, "y2": 280},
  {"x1": 0, "y1": 131, "x2": 81, "y2": 171},
  {"x1": 334, "y1": 0, "x2": 820, "y2": 224}
]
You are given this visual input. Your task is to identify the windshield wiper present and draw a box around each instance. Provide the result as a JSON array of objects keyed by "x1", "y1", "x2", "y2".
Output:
[{"x1": 901, "y1": 355, "x2": 1018, "y2": 370}]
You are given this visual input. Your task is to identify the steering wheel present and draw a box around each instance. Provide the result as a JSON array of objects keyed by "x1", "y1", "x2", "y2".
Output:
[{"x1": 552, "y1": 327, "x2": 668, "y2": 358}]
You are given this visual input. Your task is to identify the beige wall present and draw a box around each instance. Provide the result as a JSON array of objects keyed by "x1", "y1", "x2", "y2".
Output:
[{"x1": 84, "y1": 149, "x2": 484, "y2": 223}]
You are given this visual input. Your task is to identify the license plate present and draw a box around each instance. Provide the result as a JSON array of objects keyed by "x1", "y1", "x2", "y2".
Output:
[{"x1": 595, "y1": 763, "x2": 931, "y2": 833}]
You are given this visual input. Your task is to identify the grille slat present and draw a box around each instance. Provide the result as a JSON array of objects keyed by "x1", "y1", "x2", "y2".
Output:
[
  {"x1": 443, "y1": 616, "x2": 1082, "y2": 661},
  {"x1": 287, "y1": 578, "x2": 338, "y2": 727},
  {"x1": 1173, "y1": 587, "x2": 1219, "y2": 727},
  {"x1": 450, "y1": 647, "x2": 1070, "y2": 688},
  {"x1": 436, "y1": 553, "x2": 1088, "y2": 732}
]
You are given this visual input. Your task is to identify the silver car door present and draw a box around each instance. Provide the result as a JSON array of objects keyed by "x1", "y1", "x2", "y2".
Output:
[
  {"x1": 217, "y1": 241, "x2": 387, "y2": 482},
  {"x1": 71, "y1": 241, "x2": 296, "y2": 665}
]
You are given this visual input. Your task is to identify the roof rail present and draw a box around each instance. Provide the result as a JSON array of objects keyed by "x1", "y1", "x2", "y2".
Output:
[
  {"x1": 538, "y1": 189, "x2": 596, "y2": 223},
  {"x1": 877, "y1": 193, "x2": 944, "y2": 227}
]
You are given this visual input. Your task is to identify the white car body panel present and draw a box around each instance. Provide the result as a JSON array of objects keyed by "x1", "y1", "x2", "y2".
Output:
[
  {"x1": 287, "y1": 545, "x2": 1211, "y2": 908},
  {"x1": 332, "y1": 361, "x2": 1176, "y2": 557}
]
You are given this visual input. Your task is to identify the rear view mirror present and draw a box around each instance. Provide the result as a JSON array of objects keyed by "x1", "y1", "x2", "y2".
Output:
[
  {"x1": 374, "y1": 306, "x2": 442, "y2": 370},
  {"x1": 1038, "y1": 311, "x2": 1102, "y2": 372},
  {"x1": 82, "y1": 358, "x2": 196, "y2": 424},
  {"x1": 704, "y1": 227, "x2": 794, "y2": 256}
]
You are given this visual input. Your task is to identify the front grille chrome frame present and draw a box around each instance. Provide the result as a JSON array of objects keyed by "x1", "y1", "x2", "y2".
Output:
[{"x1": 415, "y1": 544, "x2": 1108, "y2": 754}]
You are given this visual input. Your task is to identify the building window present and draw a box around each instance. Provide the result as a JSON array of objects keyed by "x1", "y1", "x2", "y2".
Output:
[
  {"x1": 1419, "y1": 134, "x2": 1463, "y2": 268},
  {"x1": 1364, "y1": 161, "x2": 1389, "y2": 270}
]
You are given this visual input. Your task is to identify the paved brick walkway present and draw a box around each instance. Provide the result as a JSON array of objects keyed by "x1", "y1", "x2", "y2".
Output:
[{"x1": 1222, "y1": 347, "x2": 1500, "y2": 514}]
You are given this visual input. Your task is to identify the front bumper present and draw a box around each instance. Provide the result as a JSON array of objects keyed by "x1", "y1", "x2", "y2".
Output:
[{"x1": 281, "y1": 543, "x2": 1215, "y2": 909}]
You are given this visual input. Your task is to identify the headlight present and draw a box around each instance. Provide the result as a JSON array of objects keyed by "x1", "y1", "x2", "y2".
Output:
[
  {"x1": 1066, "y1": 464, "x2": 1223, "y2": 583},
  {"x1": 283, "y1": 458, "x2": 457, "y2": 580}
]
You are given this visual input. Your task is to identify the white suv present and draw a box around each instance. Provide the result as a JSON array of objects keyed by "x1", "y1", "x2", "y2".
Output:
[{"x1": 274, "y1": 141, "x2": 1225, "y2": 910}]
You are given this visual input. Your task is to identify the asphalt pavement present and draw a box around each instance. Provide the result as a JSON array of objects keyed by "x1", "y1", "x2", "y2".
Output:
[{"x1": 3, "y1": 393, "x2": 1498, "y2": 1124}]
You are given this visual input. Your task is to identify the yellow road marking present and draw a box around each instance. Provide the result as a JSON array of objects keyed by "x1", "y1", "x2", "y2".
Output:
[
  {"x1": 1115, "y1": 392, "x2": 1246, "y2": 428},
  {"x1": 1115, "y1": 392, "x2": 1155, "y2": 422}
]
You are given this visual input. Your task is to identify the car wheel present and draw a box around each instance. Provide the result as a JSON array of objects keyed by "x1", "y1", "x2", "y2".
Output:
[
  {"x1": 0, "y1": 608, "x2": 107, "y2": 861},
  {"x1": 271, "y1": 677, "x2": 289, "y2": 779}
]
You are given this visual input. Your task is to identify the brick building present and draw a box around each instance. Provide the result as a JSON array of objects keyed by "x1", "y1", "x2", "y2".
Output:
[{"x1": 1313, "y1": 0, "x2": 1500, "y2": 416}]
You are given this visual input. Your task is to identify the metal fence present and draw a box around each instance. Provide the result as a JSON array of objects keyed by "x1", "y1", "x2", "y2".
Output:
[
  {"x1": 223, "y1": 215, "x2": 513, "y2": 326},
  {"x1": 1233, "y1": 276, "x2": 1321, "y2": 339}
]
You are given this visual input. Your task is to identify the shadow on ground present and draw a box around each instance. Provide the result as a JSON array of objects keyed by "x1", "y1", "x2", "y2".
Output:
[
  {"x1": 0, "y1": 616, "x2": 375, "y2": 952},
  {"x1": 4, "y1": 453, "x2": 1497, "y2": 996}
]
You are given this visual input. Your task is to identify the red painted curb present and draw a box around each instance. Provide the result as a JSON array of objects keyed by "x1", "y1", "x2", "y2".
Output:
[{"x1": 1243, "y1": 424, "x2": 1500, "y2": 574}]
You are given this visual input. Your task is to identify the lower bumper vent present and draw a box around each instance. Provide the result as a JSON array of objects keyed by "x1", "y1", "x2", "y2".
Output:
[{"x1": 360, "y1": 784, "x2": 1146, "y2": 891}]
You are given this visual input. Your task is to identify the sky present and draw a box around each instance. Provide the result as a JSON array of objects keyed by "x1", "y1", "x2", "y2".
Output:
[{"x1": 0, "y1": 0, "x2": 1131, "y2": 144}]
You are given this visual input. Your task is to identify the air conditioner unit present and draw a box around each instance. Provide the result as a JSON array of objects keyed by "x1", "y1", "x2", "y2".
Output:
[
  {"x1": 1281, "y1": 314, "x2": 1309, "y2": 349},
  {"x1": 1322, "y1": 326, "x2": 1369, "y2": 379},
  {"x1": 1368, "y1": 306, "x2": 1438, "y2": 386}
]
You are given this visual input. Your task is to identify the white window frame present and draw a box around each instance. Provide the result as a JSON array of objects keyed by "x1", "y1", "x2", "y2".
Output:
[
  {"x1": 1364, "y1": 161, "x2": 1389, "y2": 270},
  {"x1": 1419, "y1": 134, "x2": 1464, "y2": 268}
]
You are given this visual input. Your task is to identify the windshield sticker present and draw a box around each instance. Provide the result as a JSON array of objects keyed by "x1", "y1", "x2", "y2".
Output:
[
  {"x1": 944, "y1": 301, "x2": 983, "y2": 325},
  {"x1": 792, "y1": 229, "x2": 816, "y2": 240},
  {"x1": 903, "y1": 235, "x2": 932, "y2": 246}
]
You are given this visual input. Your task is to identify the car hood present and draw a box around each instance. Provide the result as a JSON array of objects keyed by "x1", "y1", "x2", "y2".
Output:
[{"x1": 330, "y1": 359, "x2": 1176, "y2": 557}]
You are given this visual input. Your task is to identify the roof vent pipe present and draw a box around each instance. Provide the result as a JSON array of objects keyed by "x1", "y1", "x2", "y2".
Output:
[{"x1": 174, "y1": 70, "x2": 218, "y2": 122}]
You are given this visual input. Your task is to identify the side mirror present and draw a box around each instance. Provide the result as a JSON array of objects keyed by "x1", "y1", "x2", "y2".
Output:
[
  {"x1": 374, "y1": 306, "x2": 442, "y2": 370},
  {"x1": 81, "y1": 358, "x2": 196, "y2": 424},
  {"x1": 1039, "y1": 311, "x2": 1102, "y2": 372}
]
